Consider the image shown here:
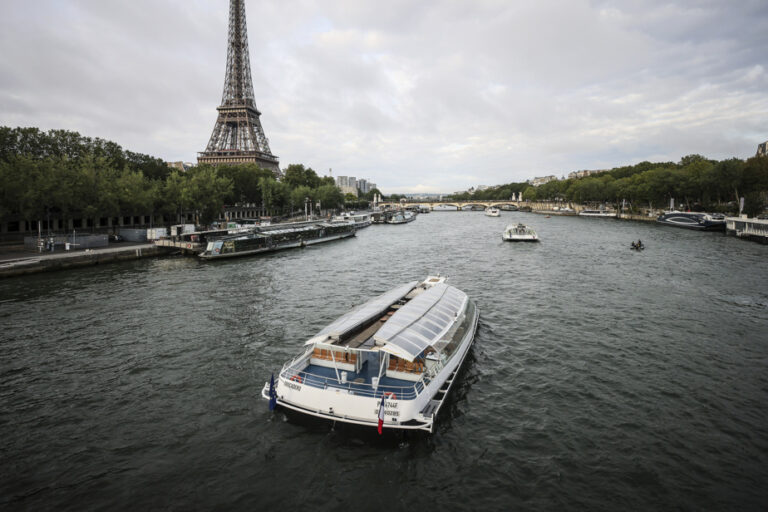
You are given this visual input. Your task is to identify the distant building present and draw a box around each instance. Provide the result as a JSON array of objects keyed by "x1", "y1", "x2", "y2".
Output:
[
  {"x1": 335, "y1": 176, "x2": 358, "y2": 197},
  {"x1": 529, "y1": 175, "x2": 557, "y2": 187},
  {"x1": 336, "y1": 175, "x2": 378, "y2": 197},
  {"x1": 757, "y1": 140, "x2": 768, "y2": 157},
  {"x1": 167, "y1": 161, "x2": 194, "y2": 172},
  {"x1": 567, "y1": 169, "x2": 604, "y2": 180}
]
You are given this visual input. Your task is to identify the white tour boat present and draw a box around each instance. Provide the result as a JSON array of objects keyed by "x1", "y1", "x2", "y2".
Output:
[
  {"x1": 502, "y1": 223, "x2": 539, "y2": 242},
  {"x1": 485, "y1": 207, "x2": 500, "y2": 217},
  {"x1": 331, "y1": 212, "x2": 372, "y2": 229},
  {"x1": 262, "y1": 276, "x2": 479, "y2": 433},
  {"x1": 578, "y1": 209, "x2": 616, "y2": 218}
]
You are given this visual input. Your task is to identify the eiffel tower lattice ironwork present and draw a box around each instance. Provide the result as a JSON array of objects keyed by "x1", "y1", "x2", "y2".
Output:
[{"x1": 198, "y1": 0, "x2": 280, "y2": 174}]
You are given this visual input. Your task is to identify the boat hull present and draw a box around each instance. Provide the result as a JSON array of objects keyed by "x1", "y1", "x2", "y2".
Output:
[
  {"x1": 200, "y1": 230, "x2": 355, "y2": 259},
  {"x1": 578, "y1": 212, "x2": 616, "y2": 217},
  {"x1": 502, "y1": 237, "x2": 539, "y2": 242},
  {"x1": 656, "y1": 213, "x2": 726, "y2": 231}
]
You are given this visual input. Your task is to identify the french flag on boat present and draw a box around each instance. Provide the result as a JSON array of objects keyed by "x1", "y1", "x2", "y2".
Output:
[{"x1": 377, "y1": 394, "x2": 386, "y2": 434}]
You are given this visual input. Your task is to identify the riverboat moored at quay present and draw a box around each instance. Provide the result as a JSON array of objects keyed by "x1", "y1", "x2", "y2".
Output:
[
  {"x1": 578, "y1": 209, "x2": 616, "y2": 218},
  {"x1": 331, "y1": 212, "x2": 372, "y2": 229},
  {"x1": 262, "y1": 276, "x2": 479, "y2": 433},
  {"x1": 656, "y1": 211, "x2": 726, "y2": 231},
  {"x1": 386, "y1": 210, "x2": 416, "y2": 224},
  {"x1": 199, "y1": 221, "x2": 355, "y2": 259}
]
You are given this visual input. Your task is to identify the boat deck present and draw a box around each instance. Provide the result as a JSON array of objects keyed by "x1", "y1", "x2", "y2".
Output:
[{"x1": 296, "y1": 352, "x2": 426, "y2": 399}]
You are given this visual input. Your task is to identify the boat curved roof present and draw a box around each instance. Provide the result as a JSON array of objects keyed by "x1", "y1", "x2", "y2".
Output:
[
  {"x1": 375, "y1": 283, "x2": 468, "y2": 361},
  {"x1": 311, "y1": 281, "x2": 419, "y2": 340}
]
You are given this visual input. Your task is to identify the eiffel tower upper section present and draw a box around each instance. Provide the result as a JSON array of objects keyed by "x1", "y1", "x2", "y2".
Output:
[{"x1": 198, "y1": 0, "x2": 280, "y2": 175}]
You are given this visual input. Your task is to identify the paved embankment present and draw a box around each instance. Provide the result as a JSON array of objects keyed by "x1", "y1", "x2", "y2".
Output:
[
  {"x1": 0, "y1": 243, "x2": 173, "y2": 278},
  {"x1": 617, "y1": 213, "x2": 657, "y2": 223}
]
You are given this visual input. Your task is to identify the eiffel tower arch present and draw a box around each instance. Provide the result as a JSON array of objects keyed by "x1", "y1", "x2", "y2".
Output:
[{"x1": 198, "y1": 0, "x2": 281, "y2": 176}]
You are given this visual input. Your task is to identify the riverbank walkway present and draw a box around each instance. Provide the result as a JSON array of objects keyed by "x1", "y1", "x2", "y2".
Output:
[{"x1": 0, "y1": 243, "x2": 171, "y2": 278}]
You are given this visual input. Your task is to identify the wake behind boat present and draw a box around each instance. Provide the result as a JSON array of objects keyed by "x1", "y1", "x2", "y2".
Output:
[{"x1": 262, "y1": 276, "x2": 479, "y2": 433}]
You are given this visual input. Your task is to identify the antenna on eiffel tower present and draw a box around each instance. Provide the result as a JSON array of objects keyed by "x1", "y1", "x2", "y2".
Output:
[{"x1": 198, "y1": 0, "x2": 281, "y2": 176}]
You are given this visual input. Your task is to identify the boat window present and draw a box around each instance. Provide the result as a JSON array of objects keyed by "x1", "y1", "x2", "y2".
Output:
[
  {"x1": 315, "y1": 281, "x2": 419, "y2": 338},
  {"x1": 376, "y1": 283, "x2": 468, "y2": 361}
]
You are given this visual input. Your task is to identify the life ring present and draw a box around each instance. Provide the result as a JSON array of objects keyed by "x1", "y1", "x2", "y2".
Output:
[
  {"x1": 290, "y1": 375, "x2": 303, "y2": 384},
  {"x1": 186, "y1": 243, "x2": 191, "y2": 249},
  {"x1": 383, "y1": 391, "x2": 397, "y2": 400}
]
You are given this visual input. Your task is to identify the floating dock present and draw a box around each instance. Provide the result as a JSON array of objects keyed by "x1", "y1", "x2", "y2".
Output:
[{"x1": 726, "y1": 217, "x2": 768, "y2": 244}]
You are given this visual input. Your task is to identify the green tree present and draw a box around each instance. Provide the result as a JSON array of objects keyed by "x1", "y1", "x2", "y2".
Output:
[
  {"x1": 522, "y1": 186, "x2": 537, "y2": 201},
  {"x1": 183, "y1": 167, "x2": 233, "y2": 224},
  {"x1": 316, "y1": 184, "x2": 344, "y2": 211},
  {"x1": 290, "y1": 185, "x2": 313, "y2": 215},
  {"x1": 283, "y1": 164, "x2": 321, "y2": 189}
]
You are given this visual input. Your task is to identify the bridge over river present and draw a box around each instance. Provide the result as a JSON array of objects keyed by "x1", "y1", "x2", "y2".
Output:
[{"x1": 378, "y1": 200, "x2": 526, "y2": 211}]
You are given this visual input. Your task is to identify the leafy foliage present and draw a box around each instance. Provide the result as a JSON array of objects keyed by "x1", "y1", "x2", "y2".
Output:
[
  {"x1": 445, "y1": 154, "x2": 768, "y2": 214},
  {"x1": 0, "y1": 127, "x2": 366, "y2": 226}
]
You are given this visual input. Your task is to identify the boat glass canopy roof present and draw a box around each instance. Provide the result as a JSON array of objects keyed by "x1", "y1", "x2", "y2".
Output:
[
  {"x1": 375, "y1": 283, "x2": 467, "y2": 361},
  {"x1": 311, "y1": 281, "x2": 419, "y2": 340}
]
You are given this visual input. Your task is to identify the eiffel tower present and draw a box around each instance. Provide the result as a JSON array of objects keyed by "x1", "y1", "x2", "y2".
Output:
[{"x1": 198, "y1": 0, "x2": 280, "y2": 175}]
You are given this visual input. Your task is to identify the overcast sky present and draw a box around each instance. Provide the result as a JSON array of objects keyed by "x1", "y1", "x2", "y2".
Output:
[{"x1": 2, "y1": 0, "x2": 767, "y2": 193}]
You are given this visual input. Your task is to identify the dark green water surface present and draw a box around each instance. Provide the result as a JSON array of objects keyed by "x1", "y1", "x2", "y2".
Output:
[{"x1": 1, "y1": 212, "x2": 767, "y2": 510}]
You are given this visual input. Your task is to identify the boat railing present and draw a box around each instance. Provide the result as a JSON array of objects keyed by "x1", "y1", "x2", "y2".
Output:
[{"x1": 279, "y1": 361, "x2": 427, "y2": 400}]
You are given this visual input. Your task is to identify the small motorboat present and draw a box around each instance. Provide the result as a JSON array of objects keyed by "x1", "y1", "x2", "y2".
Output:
[
  {"x1": 485, "y1": 207, "x2": 500, "y2": 217},
  {"x1": 502, "y1": 223, "x2": 539, "y2": 242},
  {"x1": 630, "y1": 241, "x2": 645, "y2": 251}
]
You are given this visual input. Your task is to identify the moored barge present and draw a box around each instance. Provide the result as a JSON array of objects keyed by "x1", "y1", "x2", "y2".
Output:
[{"x1": 199, "y1": 221, "x2": 355, "y2": 259}]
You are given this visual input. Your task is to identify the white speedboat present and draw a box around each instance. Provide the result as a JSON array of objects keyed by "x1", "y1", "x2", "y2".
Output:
[
  {"x1": 502, "y1": 223, "x2": 539, "y2": 242},
  {"x1": 485, "y1": 207, "x2": 500, "y2": 217},
  {"x1": 262, "y1": 276, "x2": 479, "y2": 433}
]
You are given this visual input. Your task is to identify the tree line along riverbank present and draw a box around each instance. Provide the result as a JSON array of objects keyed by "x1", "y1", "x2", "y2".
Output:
[
  {"x1": 448, "y1": 154, "x2": 768, "y2": 217},
  {"x1": 0, "y1": 127, "x2": 384, "y2": 239}
]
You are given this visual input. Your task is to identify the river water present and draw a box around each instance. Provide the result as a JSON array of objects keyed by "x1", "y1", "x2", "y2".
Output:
[{"x1": 1, "y1": 212, "x2": 767, "y2": 510}]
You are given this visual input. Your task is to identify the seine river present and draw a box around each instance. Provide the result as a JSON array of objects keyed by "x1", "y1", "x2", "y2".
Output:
[{"x1": 1, "y1": 212, "x2": 767, "y2": 510}]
